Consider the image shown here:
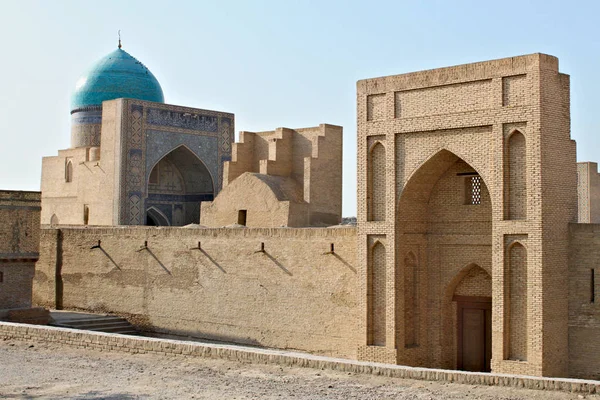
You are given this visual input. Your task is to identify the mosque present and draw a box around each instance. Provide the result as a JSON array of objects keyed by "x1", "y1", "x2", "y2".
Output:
[{"x1": 1, "y1": 44, "x2": 600, "y2": 380}]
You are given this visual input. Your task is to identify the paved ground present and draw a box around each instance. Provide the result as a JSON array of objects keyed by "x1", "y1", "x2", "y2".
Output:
[{"x1": 0, "y1": 338, "x2": 597, "y2": 399}]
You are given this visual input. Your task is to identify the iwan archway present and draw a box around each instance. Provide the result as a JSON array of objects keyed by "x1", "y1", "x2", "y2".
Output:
[
  {"x1": 145, "y1": 145, "x2": 214, "y2": 226},
  {"x1": 361, "y1": 149, "x2": 494, "y2": 371},
  {"x1": 396, "y1": 150, "x2": 492, "y2": 371}
]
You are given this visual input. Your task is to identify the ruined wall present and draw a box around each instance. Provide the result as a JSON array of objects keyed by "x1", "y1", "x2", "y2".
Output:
[
  {"x1": 33, "y1": 226, "x2": 359, "y2": 358},
  {"x1": 568, "y1": 223, "x2": 600, "y2": 380},
  {"x1": 212, "y1": 124, "x2": 342, "y2": 227},
  {"x1": 0, "y1": 190, "x2": 40, "y2": 309}
]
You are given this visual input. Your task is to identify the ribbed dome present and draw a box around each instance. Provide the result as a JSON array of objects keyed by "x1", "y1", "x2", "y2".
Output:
[{"x1": 71, "y1": 48, "x2": 164, "y2": 112}]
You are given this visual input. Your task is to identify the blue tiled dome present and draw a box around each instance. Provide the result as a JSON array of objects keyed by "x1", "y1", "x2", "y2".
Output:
[{"x1": 71, "y1": 48, "x2": 164, "y2": 112}]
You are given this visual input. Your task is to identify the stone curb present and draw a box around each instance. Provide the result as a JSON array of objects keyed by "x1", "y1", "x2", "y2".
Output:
[{"x1": 0, "y1": 321, "x2": 598, "y2": 394}]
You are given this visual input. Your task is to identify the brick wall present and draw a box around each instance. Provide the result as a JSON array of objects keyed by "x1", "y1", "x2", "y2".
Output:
[
  {"x1": 357, "y1": 53, "x2": 576, "y2": 377},
  {"x1": 568, "y1": 223, "x2": 600, "y2": 380},
  {"x1": 33, "y1": 226, "x2": 359, "y2": 358},
  {"x1": 0, "y1": 190, "x2": 40, "y2": 310}
]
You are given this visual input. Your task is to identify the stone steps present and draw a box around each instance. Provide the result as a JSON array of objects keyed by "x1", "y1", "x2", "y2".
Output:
[{"x1": 50, "y1": 314, "x2": 138, "y2": 335}]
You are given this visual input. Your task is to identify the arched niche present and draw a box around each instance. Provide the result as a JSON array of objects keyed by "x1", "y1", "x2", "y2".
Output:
[{"x1": 146, "y1": 145, "x2": 214, "y2": 226}]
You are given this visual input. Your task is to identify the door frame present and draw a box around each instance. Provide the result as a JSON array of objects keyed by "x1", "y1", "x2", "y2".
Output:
[{"x1": 453, "y1": 295, "x2": 492, "y2": 371}]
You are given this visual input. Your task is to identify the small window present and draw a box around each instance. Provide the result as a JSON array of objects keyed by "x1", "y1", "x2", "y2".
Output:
[
  {"x1": 65, "y1": 160, "x2": 73, "y2": 183},
  {"x1": 149, "y1": 164, "x2": 159, "y2": 185},
  {"x1": 465, "y1": 175, "x2": 482, "y2": 205},
  {"x1": 238, "y1": 210, "x2": 247, "y2": 226},
  {"x1": 0, "y1": 271, "x2": 3, "y2": 283}
]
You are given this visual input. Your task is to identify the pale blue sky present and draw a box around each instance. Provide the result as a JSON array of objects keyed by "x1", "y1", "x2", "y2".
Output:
[{"x1": 1, "y1": 0, "x2": 599, "y2": 216}]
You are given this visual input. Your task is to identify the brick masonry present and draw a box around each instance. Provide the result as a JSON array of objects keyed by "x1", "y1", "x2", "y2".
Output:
[
  {"x1": 356, "y1": 53, "x2": 578, "y2": 377},
  {"x1": 0, "y1": 190, "x2": 40, "y2": 310}
]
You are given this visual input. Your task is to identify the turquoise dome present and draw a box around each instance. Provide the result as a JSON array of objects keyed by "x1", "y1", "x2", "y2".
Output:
[{"x1": 71, "y1": 48, "x2": 164, "y2": 111}]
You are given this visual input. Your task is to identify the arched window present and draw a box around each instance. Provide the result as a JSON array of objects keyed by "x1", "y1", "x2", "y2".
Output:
[
  {"x1": 65, "y1": 160, "x2": 73, "y2": 183},
  {"x1": 50, "y1": 214, "x2": 59, "y2": 226}
]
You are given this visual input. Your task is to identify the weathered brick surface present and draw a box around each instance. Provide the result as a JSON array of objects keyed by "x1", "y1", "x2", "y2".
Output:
[
  {"x1": 356, "y1": 53, "x2": 578, "y2": 378},
  {"x1": 0, "y1": 190, "x2": 40, "y2": 310},
  {"x1": 568, "y1": 223, "x2": 600, "y2": 380},
  {"x1": 33, "y1": 226, "x2": 359, "y2": 358},
  {"x1": 204, "y1": 124, "x2": 343, "y2": 227}
]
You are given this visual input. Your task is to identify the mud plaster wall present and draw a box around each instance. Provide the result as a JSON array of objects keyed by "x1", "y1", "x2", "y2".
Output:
[{"x1": 33, "y1": 226, "x2": 359, "y2": 358}]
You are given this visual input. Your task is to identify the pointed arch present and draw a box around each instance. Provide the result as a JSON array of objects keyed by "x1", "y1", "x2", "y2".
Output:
[
  {"x1": 50, "y1": 214, "x2": 59, "y2": 226},
  {"x1": 367, "y1": 241, "x2": 386, "y2": 346},
  {"x1": 505, "y1": 130, "x2": 527, "y2": 220},
  {"x1": 505, "y1": 241, "x2": 528, "y2": 361},
  {"x1": 368, "y1": 141, "x2": 386, "y2": 221},
  {"x1": 403, "y1": 148, "x2": 489, "y2": 190},
  {"x1": 65, "y1": 160, "x2": 73, "y2": 183},
  {"x1": 146, "y1": 145, "x2": 215, "y2": 226},
  {"x1": 146, "y1": 207, "x2": 170, "y2": 226},
  {"x1": 446, "y1": 263, "x2": 492, "y2": 299}
]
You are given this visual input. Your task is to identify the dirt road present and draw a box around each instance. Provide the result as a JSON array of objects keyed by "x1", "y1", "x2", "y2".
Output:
[{"x1": 0, "y1": 338, "x2": 595, "y2": 399}]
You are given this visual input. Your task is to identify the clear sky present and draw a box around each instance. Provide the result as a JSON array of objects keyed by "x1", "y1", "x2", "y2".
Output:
[{"x1": 1, "y1": 0, "x2": 599, "y2": 216}]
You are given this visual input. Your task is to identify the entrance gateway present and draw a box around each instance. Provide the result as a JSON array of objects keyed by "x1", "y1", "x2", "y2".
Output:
[{"x1": 455, "y1": 295, "x2": 492, "y2": 372}]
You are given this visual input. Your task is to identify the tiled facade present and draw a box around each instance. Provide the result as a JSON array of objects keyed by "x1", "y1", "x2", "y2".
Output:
[{"x1": 41, "y1": 99, "x2": 233, "y2": 226}]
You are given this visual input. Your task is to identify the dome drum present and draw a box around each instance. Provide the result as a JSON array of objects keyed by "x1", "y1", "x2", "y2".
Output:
[{"x1": 71, "y1": 108, "x2": 102, "y2": 148}]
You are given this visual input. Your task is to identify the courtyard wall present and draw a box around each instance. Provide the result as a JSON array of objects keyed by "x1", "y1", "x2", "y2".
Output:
[{"x1": 33, "y1": 226, "x2": 359, "y2": 358}]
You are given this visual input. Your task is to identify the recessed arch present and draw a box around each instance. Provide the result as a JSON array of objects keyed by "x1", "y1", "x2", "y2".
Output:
[
  {"x1": 367, "y1": 241, "x2": 386, "y2": 346},
  {"x1": 50, "y1": 214, "x2": 59, "y2": 226},
  {"x1": 367, "y1": 141, "x2": 386, "y2": 221},
  {"x1": 146, "y1": 207, "x2": 170, "y2": 226},
  {"x1": 505, "y1": 130, "x2": 527, "y2": 220},
  {"x1": 403, "y1": 148, "x2": 489, "y2": 192},
  {"x1": 65, "y1": 160, "x2": 73, "y2": 183},
  {"x1": 146, "y1": 145, "x2": 215, "y2": 226},
  {"x1": 394, "y1": 147, "x2": 492, "y2": 371}
]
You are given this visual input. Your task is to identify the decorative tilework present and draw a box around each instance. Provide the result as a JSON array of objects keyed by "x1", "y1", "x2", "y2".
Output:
[
  {"x1": 118, "y1": 100, "x2": 234, "y2": 225},
  {"x1": 147, "y1": 108, "x2": 218, "y2": 132}
]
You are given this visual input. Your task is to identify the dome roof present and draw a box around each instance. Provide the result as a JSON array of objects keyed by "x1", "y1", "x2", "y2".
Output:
[{"x1": 71, "y1": 48, "x2": 164, "y2": 112}]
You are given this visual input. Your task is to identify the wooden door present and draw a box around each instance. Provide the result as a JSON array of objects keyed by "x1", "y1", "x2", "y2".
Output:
[{"x1": 455, "y1": 296, "x2": 492, "y2": 372}]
